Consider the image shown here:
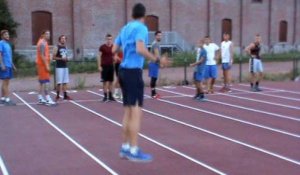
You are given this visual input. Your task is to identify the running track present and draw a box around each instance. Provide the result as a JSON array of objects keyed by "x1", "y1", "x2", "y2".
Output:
[{"x1": 0, "y1": 82, "x2": 299, "y2": 175}]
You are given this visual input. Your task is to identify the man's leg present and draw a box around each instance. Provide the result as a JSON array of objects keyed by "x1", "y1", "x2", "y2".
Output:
[
  {"x1": 150, "y1": 77, "x2": 157, "y2": 97},
  {"x1": 103, "y1": 82, "x2": 108, "y2": 101},
  {"x1": 56, "y1": 84, "x2": 61, "y2": 100}
]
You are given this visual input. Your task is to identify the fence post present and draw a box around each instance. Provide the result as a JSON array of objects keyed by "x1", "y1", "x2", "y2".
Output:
[{"x1": 182, "y1": 57, "x2": 189, "y2": 85}]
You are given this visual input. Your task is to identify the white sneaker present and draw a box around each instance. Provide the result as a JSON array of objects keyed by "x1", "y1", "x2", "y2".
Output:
[
  {"x1": 46, "y1": 100, "x2": 56, "y2": 106},
  {"x1": 38, "y1": 98, "x2": 47, "y2": 105}
]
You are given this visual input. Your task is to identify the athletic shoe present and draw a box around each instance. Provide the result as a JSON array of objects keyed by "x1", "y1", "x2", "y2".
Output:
[
  {"x1": 109, "y1": 96, "x2": 116, "y2": 101},
  {"x1": 45, "y1": 99, "x2": 56, "y2": 106},
  {"x1": 250, "y1": 87, "x2": 258, "y2": 92},
  {"x1": 63, "y1": 96, "x2": 73, "y2": 101},
  {"x1": 102, "y1": 97, "x2": 108, "y2": 102},
  {"x1": 152, "y1": 94, "x2": 161, "y2": 99},
  {"x1": 55, "y1": 96, "x2": 61, "y2": 102},
  {"x1": 4, "y1": 100, "x2": 16, "y2": 106},
  {"x1": 193, "y1": 94, "x2": 199, "y2": 99},
  {"x1": 197, "y1": 97, "x2": 207, "y2": 102},
  {"x1": 126, "y1": 148, "x2": 153, "y2": 162},
  {"x1": 119, "y1": 147, "x2": 130, "y2": 159},
  {"x1": 225, "y1": 87, "x2": 232, "y2": 93},
  {"x1": 219, "y1": 87, "x2": 227, "y2": 93},
  {"x1": 37, "y1": 98, "x2": 47, "y2": 105},
  {"x1": 255, "y1": 86, "x2": 263, "y2": 92}
]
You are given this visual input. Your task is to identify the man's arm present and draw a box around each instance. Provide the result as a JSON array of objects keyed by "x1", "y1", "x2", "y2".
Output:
[
  {"x1": 97, "y1": 51, "x2": 102, "y2": 71},
  {"x1": 0, "y1": 52, "x2": 5, "y2": 71},
  {"x1": 52, "y1": 46, "x2": 60, "y2": 61},
  {"x1": 230, "y1": 42, "x2": 234, "y2": 64},
  {"x1": 245, "y1": 43, "x2": 255, "y2": 55},
  {"x1": 190, "y1": 56, "x2": 205, "y2": 67},
  {"x1": 40, "y1": 43, "x2": 50, "y2": 71}
]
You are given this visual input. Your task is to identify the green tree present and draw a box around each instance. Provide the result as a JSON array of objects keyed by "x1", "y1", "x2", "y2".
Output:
[{"x1": 0, "y1": 0, "x2": 19, "y2": 38}]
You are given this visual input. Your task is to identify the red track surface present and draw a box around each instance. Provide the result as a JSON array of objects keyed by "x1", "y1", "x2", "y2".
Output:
[{"x1": 0, "y1": 82, "x2": 299, "y2": 175}]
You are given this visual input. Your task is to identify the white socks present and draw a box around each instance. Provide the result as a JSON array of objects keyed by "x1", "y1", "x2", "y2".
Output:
[
  {"x1": 130, "y1": 146, "x2": 139, "y2": 155},
  {"x1": 1, "y1": 97, "x2": 10, "y2": 102}
]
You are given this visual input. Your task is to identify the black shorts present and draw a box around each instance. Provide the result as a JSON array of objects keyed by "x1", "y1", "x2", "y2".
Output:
[
  {"x1": 119, "y1": 68, "x2": 144, "y2": 107},
  {"x1": 101, "y1": 65, "x2": 114, "y2": 82},
  {"x1": 115, "y1": 63, "x2": 120, "y2": 77}
]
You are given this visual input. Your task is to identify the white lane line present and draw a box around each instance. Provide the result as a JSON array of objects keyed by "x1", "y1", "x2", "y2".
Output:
[
  {"x1": 87, "y1": 90, "x2": 300, "y2": 166},
  {"x1": 239, "y1": 84, "x2": 300, "y2": 95},
  {"x1": 66, "y1": 91, "x2": 227, "y2": 175},
  {"x1": 13, "y1": 93, "x2": 119, "y2": 175},
  {"x1": 0, "y1": 155, "x2": 9, "y2": 175},
  {"x1": 156, "y1": 88, "x2": 300, "y2": 138},
  {"x1": 182, "y1": 86, "x2": 300, "y2": 122},
  {"x1": 214, "y1": 85, "x2": 300, "y2": 102}
]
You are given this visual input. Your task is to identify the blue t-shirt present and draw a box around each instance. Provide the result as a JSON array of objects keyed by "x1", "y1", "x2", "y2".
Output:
[
  {"x1": 0, "y1": 40, "x2": 13, "y2": 68},
  {"x1": 196, "y1": 48, "x2": 207, "y2": 71},
  {"x1": 115, "y1": 20, "x2": 148, "y2": 69}
]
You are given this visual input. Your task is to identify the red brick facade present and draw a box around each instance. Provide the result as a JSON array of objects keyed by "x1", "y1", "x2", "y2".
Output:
[{"x1": 7, "y1": 0, "x2": 300, "y2": 59}]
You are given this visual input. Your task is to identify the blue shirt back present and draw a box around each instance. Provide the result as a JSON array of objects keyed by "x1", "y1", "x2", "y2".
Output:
[
  {"x1": 196, "y1": 48, "x2": 207, "y2": 71},
  {"x1": 0, "y1": 40, "x2": 12, "y2": 68},
  {"x1": 115, "y1": 20, "x2": 148, "y2": 69}
]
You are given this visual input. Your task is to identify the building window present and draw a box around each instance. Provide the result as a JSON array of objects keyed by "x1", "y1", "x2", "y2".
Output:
[
  {"x1": 279, "y1": 20, "x2": 288, "y2": 42},
  {"x1": 145, "y1": 15, "x2": 159, "y2": 31},
  {"x1": 32, "y1": 11, "x2": 53, "y2": 45},
  {"x1": 222, "y1": 19, "x2": 232, "y2": 40},
  {"x1": 252, "y1": 0, "x2": 263, "y2": 3}
]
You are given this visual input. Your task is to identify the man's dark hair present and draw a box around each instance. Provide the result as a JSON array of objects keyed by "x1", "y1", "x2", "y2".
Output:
[
  {"x1": 155, "y1": 30, "x2": 162, "y2": 36},
  {"x1": 132, "y1": 3, "x2": 146, "y2": 19},
  {"x1": 205, "y1": 35, "x2": 210, "y2": 38},
  {"x1": 106, "y1": 33, "x2": 112, "y2": 38},
  {"x1": 223, "y1": 32, "x2": 230, "y2": 35},
  {"x1": 58, "y1": 35, "x2": 66, "y2": 42}
]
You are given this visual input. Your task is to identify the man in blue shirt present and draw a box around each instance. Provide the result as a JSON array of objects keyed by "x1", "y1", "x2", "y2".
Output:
[
  {"x1": 190, "y1": 39, "x2": 207, "y2": 101},
  {"x1": 0, "y1": 30, "x2": 17, "y2": 106},
  {"x1": 112, "y1": 3, "x2": 169, "y2": 162}
]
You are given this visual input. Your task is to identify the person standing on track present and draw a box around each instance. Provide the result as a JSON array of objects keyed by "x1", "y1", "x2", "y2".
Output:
[
  {"x1": 190, "y1": 39, "x2": 207, "y2": 101},
  {"x1": 36, "y1": 30, "x2": 56, "y2": 106},
  {"x1": 220, "y1": 33, "x2": 234, "y2": 93},
  {"x1": 148, "y1": 30, "x2": 162, "y2": 99},
  {"x1": 98, "y1": 34, "x2": 116, "y2": 102},
  {"x1": 0, "y1": 30, "x2": 17, "y2": 106},
  {"x1": 203, "y1": 36, "x2": 220, "y2": 94},
  {"x1": 245, "y1": 34, "x2": 264, "y2": 92},
  {"x1": 112, "y1": 3, "x2": 170, "y2": 162},
  {"x1": 53, "y1": 35, "x2": 72, "y2": 101}
]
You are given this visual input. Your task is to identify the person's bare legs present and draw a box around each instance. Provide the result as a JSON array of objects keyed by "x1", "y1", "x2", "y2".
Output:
[
  {"x1": 128, "y1": 104, "x2": 142, "y2": 147},
  {"x1": 1, "y1": 79, "x2": 9, "y2": 98}
]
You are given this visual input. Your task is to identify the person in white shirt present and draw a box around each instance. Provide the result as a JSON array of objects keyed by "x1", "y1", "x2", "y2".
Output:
[
  {"x1": 203, "y1": 36, "x2": 220, "y2": 94},
  {"x1": 220, "y1": 33, "x2": 234, "y2": 93}
]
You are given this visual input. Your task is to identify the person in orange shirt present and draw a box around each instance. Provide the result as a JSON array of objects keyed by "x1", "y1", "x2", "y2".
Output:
[{"x1": 36, "y1": 30, "x2": 56, "y2": 105}]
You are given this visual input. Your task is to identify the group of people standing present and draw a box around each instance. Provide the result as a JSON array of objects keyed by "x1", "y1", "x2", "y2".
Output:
[{"x1": 190, "y1": 33, "x2": 264, "y2": 101}]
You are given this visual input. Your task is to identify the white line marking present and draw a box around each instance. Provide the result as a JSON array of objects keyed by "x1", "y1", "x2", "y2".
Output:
[
  {"x1": 239, "y1": 84, "x2": 300, "y2": 95},
  {"x1": 182, "y1": 86, "x2": 300, "y2": 122},
  {"x1": 87, "y1": 90, "x2": 300, "y2": 166},
  {"x1": 214, "y1": 85, "x2": 300, "y2": 102},
  {"x1": 13, "y1": 93, "x2": 119, "y2": 175},
  {"x1": 0, "y1": 155, "x2": 9, "y2": 175},
  {"x1": 66, "y1": 91, "x2": 226, "y2": 175},
  {"x1": 157, "y1": 88, "x2": 300, "y2": 138}
]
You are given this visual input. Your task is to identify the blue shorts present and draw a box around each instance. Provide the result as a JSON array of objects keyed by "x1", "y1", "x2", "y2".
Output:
[
  {"x1": 193, "y1": 66, "x2": 205, "y2": 82},
  {"x1": 222, "y1": 63, "x2": 231, "y2": 70},
  {"x1": 39, "y1": 79, "x2": 50, "y2": 84},
  {"x1": 205, "y1": 65, "x2": 218, "y2": 79},
  {"x1": 119, "y1": 68, "x2": 144, "y2": 107},
  {"x1": 0, "y1": 67, "x2": 13, "y2": 79},
  {"x1": 148, "y1": 62, "x2": 159, "y2": 78}
]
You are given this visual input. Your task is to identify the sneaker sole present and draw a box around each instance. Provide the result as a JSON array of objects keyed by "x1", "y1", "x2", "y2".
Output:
[{"x1": 127, "y1": 157, "x2": 153, "y2": 163}]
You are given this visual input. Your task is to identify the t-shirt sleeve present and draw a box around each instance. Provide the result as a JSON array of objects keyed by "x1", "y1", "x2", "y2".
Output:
[
  {"x1": 0, "y1": 42, "x2": 3, "y2": 53},
  {"x1": 135, "y1": 25, "x2": 148, "y2": 43},
  {"x1": 214, "y1": 43, "x2": 220, "y2": 51},
  {"x1": 99, "y1": 45, "x2": 103, "y2": 52}
]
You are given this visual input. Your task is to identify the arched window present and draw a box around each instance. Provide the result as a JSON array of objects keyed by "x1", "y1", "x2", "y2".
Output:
[
  {"x1": 222, "y1": 19, "x2": 232, "y2": 40},
  {"x1": 32, "y1": 11, "x2": 53, "y2": 45},
  {"x1": 279, "y1": 20, "x2": 288, "y2": 42},
  {"x1": 145, "y1": 15, "x2": 159, "y2": 31}
]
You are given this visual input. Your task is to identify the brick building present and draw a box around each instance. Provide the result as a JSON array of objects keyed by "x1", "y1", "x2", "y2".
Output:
[{"x1": 7, "y1": 0, "x2": 300, "y2": 59}]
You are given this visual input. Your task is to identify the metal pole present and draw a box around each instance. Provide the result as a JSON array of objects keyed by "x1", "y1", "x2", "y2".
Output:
[
  {"x1": 182, "y1": 57, "x2": 189, "y2": 85},
  {"x1": 239, "y1": 55, "x2": 242, "y2": 83}
]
